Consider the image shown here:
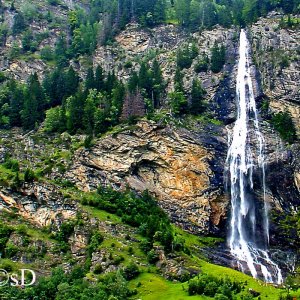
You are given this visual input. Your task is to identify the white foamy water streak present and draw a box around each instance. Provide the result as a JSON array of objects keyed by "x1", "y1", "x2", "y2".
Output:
[{"x1": 226, "y1": 29, "x2": 282, "y2": 284}]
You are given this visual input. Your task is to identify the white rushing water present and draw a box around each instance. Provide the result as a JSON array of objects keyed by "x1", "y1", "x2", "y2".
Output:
[{"x1": 226, "y1": 29, "x2": 283, "y2": 284}]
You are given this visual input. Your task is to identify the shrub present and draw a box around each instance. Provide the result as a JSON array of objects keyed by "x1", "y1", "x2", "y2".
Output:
[
  {"x1": 5, "y1": 243, "x2": 18, "y2": 258},
  {"x1": 94, "y1": 264, "x2": 103, "y2": 274},
  {"x1": 194, "y1": 54, "x2": 209, "y2": 73},
  {"x1": 147, "y1": 249, "x2": 159, "y2": 264},
  {"x1": 24, "y1": 168, "x2": 36, "y2": 182},
  {"x1": 271, "y1": 111, "x2": 297, "y2": 143},
  {"x1": 210, "y1": 42, "x2": 226, "y2": 73},
  {"x1": 41, "y1": 46, "x2": 54, "y2": 61},
  {"x1": 123, "y1": 263, "x2": 140, "y2": 280},
  {"x1": 124, "y1": 61, "x2": 133, "y2": 68},
  {"x1": 4, "y1": 158, "x2": 19, "y2": 171}
]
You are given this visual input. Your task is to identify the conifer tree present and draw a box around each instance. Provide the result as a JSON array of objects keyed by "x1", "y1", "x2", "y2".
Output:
[
  {"x1": 174, "y1": 67, "x2": 184, "y2": 93},
  {"x1": 85, "y1": 67, "x2": 95, "y2": 91},
  {"x1": 95, "y1": 65, "x2": 105, "y2": 92},
  {"x1": 66, "y1": 90, "x2": 85, "y2": 133},
  {"x1": 210, "y1": 42, "x2": 226, "y2": 73},
  {"x1": 65, "y1": 66, "x2": 79, "y2": 97},
  {"x1": 128, "y1": 71, "x2": 139, "y2": 93},
  {"x1": 190, "y1": 79, "x2": 206, "y2": 114},
  {"x1": 21, "y1": 73, "x2": 46, "y2": 129},
  {"x1": 105, "y1": 71, "x2": 117, "y2": 94},
  {"x1": 9, "y1": 80, "x2": 23, "y2": 127},
  {"x1": 83, "y1": 89, "x2": 99, "y2": 134},
  {"x1": 151, "y1": 59, "x2": 164, "y2": 108},
  {"x1": 55, "y1": 34, "x2": 68, "y2": 68}
]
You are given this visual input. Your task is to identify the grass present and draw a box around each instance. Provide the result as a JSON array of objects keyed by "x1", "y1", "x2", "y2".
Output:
[
  {"x1": 130, "y1": 267, "x2": 288, "y2": 300},
  {"x1": 199, "y1": 261, "x2": 282, "y2": 299},
  {"x1": 81, "y1": 205, "x2": 123, "y2": 224},
  {"x1": 173, "y1": 226, "x2": 224, "y2": 249},
  {"x1": 82, "y1": 204, "x2": 290, "y2": 299},
  {"x1": 0, "y1": 164, "x2": 19, "y2": 186},
  {"x1": 129, "y1": 273, "x2": 210, "y2": 300},
  {"x1": 82, "y1": 205, "x2": 148, "y2": 268}
]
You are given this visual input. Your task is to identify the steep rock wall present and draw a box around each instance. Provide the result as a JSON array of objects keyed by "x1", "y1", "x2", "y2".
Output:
[{"x1": 67, "y1": 121, "x2": 229, "y2": 235}]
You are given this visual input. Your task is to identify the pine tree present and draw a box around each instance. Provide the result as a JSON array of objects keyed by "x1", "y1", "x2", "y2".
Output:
[
  {"x1": 12, "y1": 12, "x2": 26, "y2": 35},
  {"x1": 169, "y1": 91, "x2": 188, "y2": 115},
  {"x1": 21, "y1": 90, "x2": 37, "y2": 130},
  {"x1": 85, "y1": 67, "x2": 95, "y2": 91},
  {"x1": 151, "y1": 59, "x2": 164, "y2": 108},
  {"x1": 111, "y1": 82, "x2": 125, "y2": 120},
  {"x1": 210, "y1": 42, "x2": 226, "y2": 73},
  {"x1": 128, "y1": 71, "x2": 139, "y2": 93},
  {"x1": 31, "y1": 73, "x2": 46, "y2": 119},
  {"x1": 83, "y1": 89, "x2": 99, "y2": 134},
  {"x1": 9, "y1": 80, "x2": 23, "y2": 127},
  {"x1": 95, "y1": 65, "x2": 105, "y2": 92},
  {"x1": 55, "y1": 34, "x2": 68, "y2": 68},
  {"x1": 138, "y1": 62, "x2": 152, "y2": 97},
  {"x1": 21, "y1": 73, "x2": 46, "y2": 130},
  {"x1": 66, "y1": 90, "x2": 85, "y2": 133},
  {"x1": 190, "y1": 79, "x2": 206, "y2": 114},
  {"x1": 65, "y1": 66, "x2": 79, "y2": 97},
  {"x1": 174, "y1": 67, "x2": 184, "y2": 93},
  {"x1": 105, "y1": 71, "x2": 117, "y2": 94}
]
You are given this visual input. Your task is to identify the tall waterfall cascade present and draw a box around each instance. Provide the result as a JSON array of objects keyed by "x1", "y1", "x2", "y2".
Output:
[{"x1": 226, "y1": 29, "x2": 283, "y2": 284}]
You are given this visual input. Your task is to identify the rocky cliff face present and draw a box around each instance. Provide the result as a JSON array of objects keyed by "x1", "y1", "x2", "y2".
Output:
[
  {"x1": 66, "y1": 121, "x2": 229, "y2": 235},
  {"x1": 250, "y1": 12, "x2": 300, "y2": 137},
  {"x1": 94, "y1": 23, "x2": 238, "y2": 107}
]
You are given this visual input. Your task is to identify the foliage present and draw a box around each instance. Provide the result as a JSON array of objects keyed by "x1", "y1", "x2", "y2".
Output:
[
  {"x1": 169, "y1": 91, "x2": 188, "y2": 115},
  {"x1": 190, "y1": 79, "x2": 206, "y2": 114},
  {"x1": 210, "y1": 42, "x2": 226, "y2": 73},
  {"x1": 24, "y1": 168, "x2": 36, "y2": 182},
  {"x1": 271, "y1": 111, "x2": 297, "y2": 143},
  {"x1": 123, "y1": 263, "x2": 140, "y2": 280},
  {"x1": 40, "y1": 45, "x2": 54, "y2": 61},
  {"x1": 176, "y1": 43, "x2": 198, "y2": 70},
  {"x1": 81, "y1": 187, "x2": 174, "y2": 253},
  {"x1": 0, "y1": 266, "x2": 134, "y2": 300},
  {"x1": 194, "y1": 53, "x2": 209, "y2": 73},
  {"x1": 188, "y1": 273, "x2": 242, "y2": 298}
]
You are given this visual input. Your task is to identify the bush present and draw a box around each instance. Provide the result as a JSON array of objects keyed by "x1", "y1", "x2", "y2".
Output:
[
  {"x1": 188, "y1": 274, "x2": 243, "y2": 298},
  {"x1": 94, "y1": 264, "x2": 103, "y2": 274},
  {"x1": 0, "y1": 72, "x2": 6, "y2": 83},
  {"x1": 194, "y1": 54, "x2": 209, "y2": 73},
  {"x1": 147, "y1": 249, "x2": 159, "y2": 264},
  {"x1": 84, "y1": 135, "x2": 93, "y2": 149},
  {"x1": 0, "y1": 223, "x2": 13, "y2": 252},
  {"x1": 210, "y1": 42, "x2": 226, "y2": 73},
  {"x1": 4, "y1": 158, "x2": 19, "y2": 171},
  {"x1": 123, "y1": 263, "x2": 140, "y2": 280},
  {"x1": 5, "y1": 243, "x2": 18, "y2": 258},
  {"x1": 124, "y1": 61, "x2": 133, "y2": 68},
  {"x1": 24, "y1": 168, "x2": 36, "y2": 182},
  {"x1": 271, "y1": 111, "x2": 297, "y2": 143},
  {"x1": 215, "y1": 294, "x2": 229, "y2": 300},
  {"x1": 204, "y1": 281, "x2": 218, "y2": 297},
  {"x1": 47, "y1": 0, "x2": 60, "y2": 5},
  {"x1": 41, "y1": 46, "x2": 54, "y2": 61}
]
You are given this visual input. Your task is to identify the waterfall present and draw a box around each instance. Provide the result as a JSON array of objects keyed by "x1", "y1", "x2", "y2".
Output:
[{"x1": 226, "y1": 29, "x2": 283, "y2": 284}]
